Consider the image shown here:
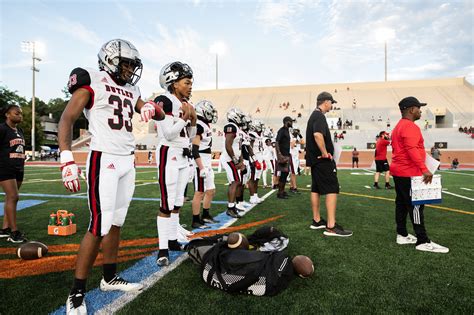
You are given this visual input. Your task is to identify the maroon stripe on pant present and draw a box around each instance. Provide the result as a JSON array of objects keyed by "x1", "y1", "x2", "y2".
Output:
[
  {"x1": 159, "y1": 146, "x2": 170, "y2": 211},
  {"x1": 194, "y1": 168, "x2": 205, "y2": 192},
  {"x1": 271, "y1": 160, "x2": 275, "y2": 171},
  {"x1": 88, "y1": 151, "x2": 102, "y2": 236},
  {"x1": 228, "y1": 161, "x2": 240, "y2": 182}
]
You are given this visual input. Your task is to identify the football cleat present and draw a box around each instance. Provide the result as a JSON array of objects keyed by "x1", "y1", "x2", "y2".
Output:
[
  {"x1": 100, "y1": 275, "x2": 143, "y2": 292},
  {"x1": 66, "y1": 290, "x2": 87, "y2": 315}
]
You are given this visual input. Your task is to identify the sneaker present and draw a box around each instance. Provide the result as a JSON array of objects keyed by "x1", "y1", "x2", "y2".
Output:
[
  {"x1": 235, "y1": 203, "x2": 247, "y2": 212},
  {"x1": 66, "y1": 290, "x2": 87, "y2": 315},
  {"x1": 323, "y1": 224, "x2": 353, "y2": 237},
  {"x1": 0, "y1": 227, "x2": 11, "y2": 238},
  {"x1": 7, "y1": 230, "x2": 27, "y2": 243},
  {"x1": 385, "y1": 184, "x2": 393, "y2": 189},
  {"x1": 156, "y1": 249, "x2": 170, "y2": 266},
  {"x1": 100, "y1": 275, "x2": 143, "y2": 292},
  {"x1": 310, "y1": 218, "x2": 327, "y2": 230},
  {"x1": 168, "y1": 239, "x2": 184, "y2": 251},
  {"x1": 226, "y1": 208, "x2": 241, "y2": 218},
  {"x1": 277, "y1": 193, "x2": 288, "y2": 199},
  {"x1": 396, "y1": 234, "x2": 417, "y2": 245},
  {"x1": 373, "y1": 185, "x2": 381, "y2": 189},
  {"x1": 289, "y1": 188, "x2": 301, "y2": 194},
  {"x1": 249, "y1": 196, "x2": 262, "y2": 204},
  {"x1": 272, "y1": 185, "x2": 278, "y2": 190},
  {"x1": 416, "y1": 241, "x2": 449, "y2": 253},
  {"x1": 191, "y1": 221, "x2": 210, "y2": 229},
  {"x1": 202, "y1": 215, "x2": 219, "y2": 224}
]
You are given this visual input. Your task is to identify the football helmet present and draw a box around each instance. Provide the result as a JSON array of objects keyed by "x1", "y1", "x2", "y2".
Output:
[
  {"x1": 226, "y1": 108, "x2": 245, "y2": 126},
  {"x1": 250, "y1": 119, "x2": 264, "y2": 133},
  {"x1": 159, "y1": 62, "x2": 193, "y2": 89},
  {"x1": 195, "y1": 100, "x2": 218, "y2": 124},
  {"x1": 263, "y1": 128, "x2": 274, "y2": 139},
  {"x1": 241, "y1": 114, "x2": 252, "y2": 131},
  {"x1": 98, "y1": 39, "x2": 143, "y2": 86}
]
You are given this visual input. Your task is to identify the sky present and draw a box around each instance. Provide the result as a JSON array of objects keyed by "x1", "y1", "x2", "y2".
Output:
[{"x1": 1, "y1": 0, "x2": 473, "y2": 102}]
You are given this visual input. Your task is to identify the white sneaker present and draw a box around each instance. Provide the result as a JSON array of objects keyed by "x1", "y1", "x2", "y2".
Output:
[
  {"x1": 100, "y1": 276, "x2": 143, "y2": 292},
  {"x1": 66, "y1": 291, "x2": 87, "y2": 315},
  {"x1": 235, "y1": 203, "x2": 247, "y2": 211},
  {"x1": 249, "y1": 197, "x2": 262, "y2": 204},
  {"x1": 396, "y1": 234, "x2": 417, "y2": 245},
  {"x1": 157, "y1": 256, "x2": 169, "y2": 266},
  {"x1": 416, "y1": 241, "x2": 449, "y2": 253}
]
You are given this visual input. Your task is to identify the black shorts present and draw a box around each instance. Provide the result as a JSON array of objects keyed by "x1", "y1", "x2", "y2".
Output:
[
  {"x1": 311, "y1": 160, "x2": 339, "y2": 195},
  {"x1": 0, "y1": 168, "x2": 24, "y2": 182},
  {"x1": 352, "y1": 157, "x2": 359, "y2": 162},
  {"x1": 375, "y1": 160, "x2": 390, "y2": 172}
]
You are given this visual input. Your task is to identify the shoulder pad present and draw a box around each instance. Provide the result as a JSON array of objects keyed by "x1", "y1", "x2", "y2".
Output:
[
  {"x1": 67, "y1": 68, "x2": 92, "y2": 94},
  {"x1": 154, "y1": 95, "x2": 173, "y2": 114}
]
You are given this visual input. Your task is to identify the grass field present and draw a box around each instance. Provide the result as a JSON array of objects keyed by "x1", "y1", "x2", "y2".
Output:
[{"x1": 0, "y1": 165, "x2": 473, "y2": 314}]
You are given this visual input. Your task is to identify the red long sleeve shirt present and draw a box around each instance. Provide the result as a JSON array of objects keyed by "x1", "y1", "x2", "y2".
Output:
[{"x1": 390, "y1": 118, "x2": 428, "y2": 177}]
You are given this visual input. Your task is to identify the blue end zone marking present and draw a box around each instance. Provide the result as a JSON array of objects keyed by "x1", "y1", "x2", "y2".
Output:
[
  {"x1": 0, "y1": 200, "x2": 47, "y2": 216},
  {"x1": 0, "y1": 193, "x2": 228, "y2": 204}
]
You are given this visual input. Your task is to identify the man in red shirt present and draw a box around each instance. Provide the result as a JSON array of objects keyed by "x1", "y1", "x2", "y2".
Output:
[
  {"x1": 373, "y1": 131, "x2": 393, "y2": 189},
  {"x1": 390, "y1": 96, "x2": 448, "y2": 253}
]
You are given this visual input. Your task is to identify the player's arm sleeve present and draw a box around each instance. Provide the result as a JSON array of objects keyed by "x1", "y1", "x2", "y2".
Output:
[
  {"x1": 223, "y1": 123, "x2": 237, "y2": 135},
  {"x1": 154, "y1": 95, "x2": 186, "y2": 140},
  {"x1": 403, "y1": 127, "x2": 429, "y2": 173}
]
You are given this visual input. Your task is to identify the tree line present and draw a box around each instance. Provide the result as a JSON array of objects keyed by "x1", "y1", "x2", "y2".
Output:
[{"x1": 0, "y1": 86, "x2": 87, "y2": 150}]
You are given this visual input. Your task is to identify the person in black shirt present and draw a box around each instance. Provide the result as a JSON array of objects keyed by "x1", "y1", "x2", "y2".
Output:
[
  {"x1": 275, "y1": 116, "x2": 293, "y2": 199},
  {"x1": 306, "y1": 92, "x2": 352, "y2": 237},
  {"x1": 0, "y1": 104, "x2": 27, "y2": 243}
]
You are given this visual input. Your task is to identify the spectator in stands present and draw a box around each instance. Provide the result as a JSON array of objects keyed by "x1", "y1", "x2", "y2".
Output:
[
  {"x1": 373, "y1": 131, "x2": 393, "y2": 189},
  {"x1": 300, "y1": 104, "x2": 304, "y2": 109},
  {"x1": 390, "y1": 96, "x2": 448, "y2": 253},
  {"x1": 386, "y1": 118, "x2": 391, "y2": 130},
  {"x1": 371, "y1": 116, "x2": 375, "y2": 122},
  {"x1": 430, "y1": 146, "x2": 441, "y2": 170},
  {"x1": 333, "y1": 131, "x2": 338, "y2": 143},
  {"x1": 352, "y1": 98, "x2": 357, "y2": 109},
  {"x1": 425, "y1": 119, "x2": 429, "y2": 130},
  {"x1": 352, "y1": 148, "x2": 359, "y2": 168},
  {"x1": 378, "y1": 115, "x2": 382, "y2": 122},
  {"x1": 337, "y1": 118, "x2": 342, "y2": 130},
  {"x1": 451, "y1": 158, "x2": 459, "y2": 169},
  {"x1": 297, "y1": 112, "x2": 302, "y2": 118},
  {"x1": 458, "y1": 126, "x2": 464, "y2": 133}
]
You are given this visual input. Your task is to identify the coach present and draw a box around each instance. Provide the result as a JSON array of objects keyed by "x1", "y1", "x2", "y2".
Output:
[
  {"x1": 390, "y1": 96, "x2": 448, "y2": 253},
  {"x1": 275, "y1": 116, "x2": 293, "y2": 199},
  {"x1": 305, "y1": 92, "x2": 352, "y2": 237}
]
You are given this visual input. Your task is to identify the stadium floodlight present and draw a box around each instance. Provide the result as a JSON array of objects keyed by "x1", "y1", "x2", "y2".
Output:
[
  {"x1": 209, "y1": 41, "x2": 228, "y2": 89},
  {"x1": 375, "y1": 28, "x2": 395, "y2": 82},
  {"x1": 21, "y1": 41, "x2": 43, "y2": 160}
]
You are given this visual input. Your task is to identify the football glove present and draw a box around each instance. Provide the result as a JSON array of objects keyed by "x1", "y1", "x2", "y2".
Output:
[
  {"x1": 140, "y1": 101, "x2": 164, "y2": 122},
  {"x1": 254, "y1": 160, "x2": 262, "y2": 170},
  {"x1": 60, "y1": 150, "x2": 81, "y2": 192},
  {"x1": 199, "y1": 167, "x2": 209, "y2": 179}
]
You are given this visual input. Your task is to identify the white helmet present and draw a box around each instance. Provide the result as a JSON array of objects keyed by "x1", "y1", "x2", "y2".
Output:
[
  {"x1": 98, "y1": 39, "x2": 143, "y2": 85},
  {"x1": 159, "y1": 61, "x2": 193, "y2": 89},
  {"x1": 241, "y1": 114, "x2": 252, "y2": 131},
  {"x1": 226, "y1": 108, "x2": 245, "y2": 126},
  {"x1": 195, "y1": 100, "x2": 218, "y2": 124},
  {"x1": 250, "y1": 119, "x2": 264, "y2": 133}
]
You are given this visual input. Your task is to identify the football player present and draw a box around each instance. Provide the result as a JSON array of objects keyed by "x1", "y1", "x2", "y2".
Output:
[
  {"x1": 58, "y1": 39, "x2": 164, "y2": 315},
  {"x1": 154, "y1": 61, "x2": 197, "y2": 266},
  {"x1": 236, "y1": 114, "x2": 253, "y2": 211},
  {"x1": 262, "y1": 133, "x2": 276, "y2": 188},
  {"x1": 289, "y1": 124, "x2": 302, "y2": 193},
  {"x1": 191, "y1": 100, "x2": 219, "y2": 228},
  {"x1": 248, "y1": 119, "x2": 265, "y2": 203},
  {"x1": 220, "y1": 108, "x2": 246, "y2": 218}
]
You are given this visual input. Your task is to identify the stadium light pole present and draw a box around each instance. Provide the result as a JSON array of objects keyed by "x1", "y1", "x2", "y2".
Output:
[
  {"x1": 375, "y1": 28, "x2": 395, "y2": 82},
  {"x1": 21, "y1": 41, "x2": 42, "y2": 161},
  {"x1": 210, "y1": 41, "x2": 227, "y2": 90}
]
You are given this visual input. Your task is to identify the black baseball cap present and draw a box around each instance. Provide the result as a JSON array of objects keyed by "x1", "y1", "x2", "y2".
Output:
[
  {"x1": 317, "y1": 91, "x2": 337, "y2": 104},
  {"x1": 398, "y1": 96, "x2": 426, "y2": 110}
]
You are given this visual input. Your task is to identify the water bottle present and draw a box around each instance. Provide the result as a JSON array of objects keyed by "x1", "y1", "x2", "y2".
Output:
[
  {"x1": 69, "y1": 213, "x2": 75, "y2": 224},
  {"x1": 49, "y1": 212, "x2": 57, "y2": 226}
]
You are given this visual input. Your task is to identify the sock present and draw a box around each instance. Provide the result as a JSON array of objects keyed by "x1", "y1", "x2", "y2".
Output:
[
  {"x1": 170, "y1": 213, "x2": 179, "y2": 241},
  {"x1": 236, "y1": 195, "x2": 243, "y2": 203},
  {"x1": 103, "y1": 263, "x2": 117, "y2": 282},
  {"x1": 192, "y1": 214, "x2": 200, "y2": 223},
  {"x1": 157, "y1": 216, "x2": 170, "y2": 250},
  {"x1": 374, "y1": 182, "x2": 379, "y2": 186},
  {"x1": 72, "y1": 278, "x2": 87, "y2": 293},
  {"x1": 203, "y1": 208, "x2": 210, "y2": 217},
  {"x1": 385, "y1": 182, "x2": 390, "y2": 186},
  {"x1": 228, "y1": 202, "x2": 235, "y2": 208}
]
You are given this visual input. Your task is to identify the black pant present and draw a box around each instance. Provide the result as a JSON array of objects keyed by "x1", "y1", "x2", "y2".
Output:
[
  {"x1": 279, "y1": 171, "x2": 288, "y2": 184},
  {"x1": 393, "y1": 176, "x2": 429, "y2": 244}
]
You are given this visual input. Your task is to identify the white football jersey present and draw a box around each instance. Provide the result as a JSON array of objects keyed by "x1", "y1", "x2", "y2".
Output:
[
  {"x1": 221, "y1": 122, "x2": 243, "y2": 161},
  {"x1": 197, "y1": 118, "x2": 213, "y2": 152},
  {"x1": 249, "y1": 131, "x2": 264, "y2": 160},
  {"x1": 263, "y1": 143, "x2": 276, "y2": 161},
  {"x1": 154, "y1": 92, "x2": 193, "y2": 149},
  {"x1": 67, "y1": 67, "x2": 140, "y2": 155}
]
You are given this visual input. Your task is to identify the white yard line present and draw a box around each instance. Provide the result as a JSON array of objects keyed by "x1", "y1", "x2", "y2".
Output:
[
  {"x1": 460, "y1": 187, "x2": 473, "y2": 191},
  {"x1": 440, "y1": 170, "x2": 474, "y2": 176},
  {"x1": 443, "y1": 191, "x2": 474, "y2": 201}
]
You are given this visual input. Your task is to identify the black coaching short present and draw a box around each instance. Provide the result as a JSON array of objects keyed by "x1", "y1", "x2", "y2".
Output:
[
  {"x1": 375, "y1": 160, "x2": 390, "y2": 172},
  {"x1": 0, "y1": 168, "x2": 24, "y2": 182},
  {"x1": 310, "y1": 159, "x2": 339, "y2": 195}
]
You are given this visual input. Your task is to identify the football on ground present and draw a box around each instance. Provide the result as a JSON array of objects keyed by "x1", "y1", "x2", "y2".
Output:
[
  {"x1": 17, "y1": 241, "x2": 49, "y2": 260},
  {"x1": 292, "y1": 255, "x2": 314, "y2": 278},
  {"x1": 227, "y1": 232, "x2": 249, "y2": 250}
]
